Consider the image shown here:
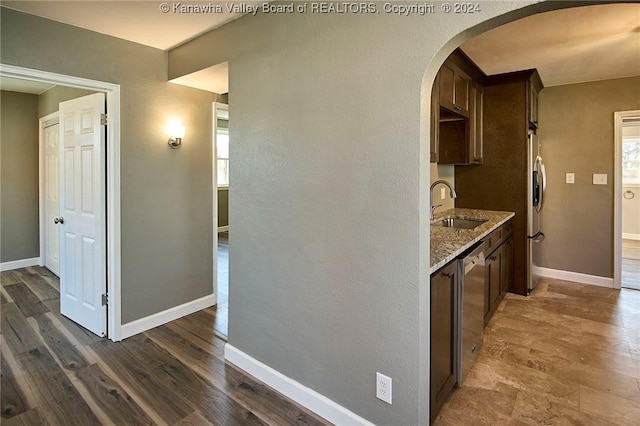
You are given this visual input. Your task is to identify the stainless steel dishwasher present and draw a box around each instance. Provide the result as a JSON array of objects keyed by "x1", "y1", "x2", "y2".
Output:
[{"x1": 455, "y1": 241, "x2": 486, "y2": 385}]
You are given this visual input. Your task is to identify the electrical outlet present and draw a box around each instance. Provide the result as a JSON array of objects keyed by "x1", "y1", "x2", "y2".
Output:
[
  {"x1": 440, "y1": 187, "x2": 446, "y2": 200},
  {"x1": 376, "y1": 372, "x2": 392, "y2": 404},
  {"x1": 566, "y1": 173, "x2": 575, "y2": 184}
]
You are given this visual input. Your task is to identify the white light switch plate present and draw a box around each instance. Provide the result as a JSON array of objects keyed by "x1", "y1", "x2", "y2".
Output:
[
  {"x1": 441, "y1": 188, "x2": 446, "y2": 199},
  {"x1": 593, "y1": 174, "x2": 607, "y2": 185},
  {"x1": 566, "y1": 173, "x2": 575, "y2": 184}
]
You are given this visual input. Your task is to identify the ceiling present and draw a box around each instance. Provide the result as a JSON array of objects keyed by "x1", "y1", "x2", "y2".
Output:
[
  {"x1": 169, "y1": 62, "x2": 229, "y2": 94},
  {"x1": 462, "y1": 3, "x2": 640, "y2": 87},
  {"x1": 1, "y1": 0, "x2": 257, "y2": 94},
  {"x1": 0, "y1": 76, "x2": 55, "y2": 94},
  {"x1": 1, "y1": 1, "x2": 262, "y2": 50},
  {"x1": 2, "y1": 2, "x2": 639, "y2": 91}
]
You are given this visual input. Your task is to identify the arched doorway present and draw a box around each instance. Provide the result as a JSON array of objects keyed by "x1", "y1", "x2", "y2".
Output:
[{"x1": 423, "y1": 2, "x2": 640, "y2": 423}]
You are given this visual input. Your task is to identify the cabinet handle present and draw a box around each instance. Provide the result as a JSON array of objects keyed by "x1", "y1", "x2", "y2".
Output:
[
  {"x1": 442, "y1": 272, "x2": 454, "y2": 279},
  {"x1": 455, "y1": 106, "x2": 462, "y2": 111},
  {"x1": 488, "y1": 255, "x2": 497, "y2": 261}
]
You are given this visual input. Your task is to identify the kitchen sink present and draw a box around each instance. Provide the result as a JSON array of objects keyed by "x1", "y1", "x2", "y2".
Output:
[{"x1": 432, "y1": 216, "x2": 488, "y2": 230}]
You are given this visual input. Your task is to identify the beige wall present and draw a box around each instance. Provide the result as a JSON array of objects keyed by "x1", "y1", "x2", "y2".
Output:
[
  {"x1": 430, "y1": 163, "x2": 455, "y2": 212},
  {"x1": 1, "y1": 8, "x2": 224, "y2": 323},
  {"x1": 1, "y1": 90, "x2": 39, "y2": 263},
  {"x1": 538, "y1": 76, "x2": 640, "y2": 278},
  {"x1": 217, "y1": 188, "x2": 228, "y2": 228}
]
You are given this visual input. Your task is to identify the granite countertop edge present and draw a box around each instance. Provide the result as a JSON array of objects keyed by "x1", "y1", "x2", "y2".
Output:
[{"x1": 429, "y1": 208, "x2": 516, "y2": 274}]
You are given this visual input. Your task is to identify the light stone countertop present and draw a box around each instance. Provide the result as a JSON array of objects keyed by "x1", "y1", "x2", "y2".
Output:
[{"x1": 430, "y1": 208, "x2": 515, "y2": 274}]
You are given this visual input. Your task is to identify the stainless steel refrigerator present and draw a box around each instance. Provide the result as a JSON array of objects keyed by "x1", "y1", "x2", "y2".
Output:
[{"x1": 526, "y1": 132, "x2": 546, "y2": 292}]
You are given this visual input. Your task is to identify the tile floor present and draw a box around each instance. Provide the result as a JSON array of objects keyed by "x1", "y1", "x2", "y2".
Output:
[{"x1": 435, "y1": 278, "x2": 640, "y2": 425}]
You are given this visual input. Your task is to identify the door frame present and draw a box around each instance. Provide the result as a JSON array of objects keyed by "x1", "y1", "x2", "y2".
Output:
[
  {"x1": 614, "y1": 110, "x2": 640, "y2": 290},
  {"x1": 39, "y1": 111, "x2": 60, "y2": 275},
  {"x1": 212, "y1": 102, "x2": 228, "y2": 305},
  {"x1": 1, "y1": 64, "x2": 122, "y2": 341}
]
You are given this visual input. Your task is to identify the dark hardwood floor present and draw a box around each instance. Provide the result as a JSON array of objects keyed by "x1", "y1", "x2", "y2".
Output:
[{"x1": 1, "y1": 266, "x2": 329, "y2": 425}]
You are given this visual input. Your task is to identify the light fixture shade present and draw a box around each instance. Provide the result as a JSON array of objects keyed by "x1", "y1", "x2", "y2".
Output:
[{"x1": 168, "y1": 123, "x2": 186, "y2": 139}]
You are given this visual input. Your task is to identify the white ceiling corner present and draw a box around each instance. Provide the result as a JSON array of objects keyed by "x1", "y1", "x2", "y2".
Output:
[{"x1": 169, "y1": 62, "x2": 229, "y2": 94}]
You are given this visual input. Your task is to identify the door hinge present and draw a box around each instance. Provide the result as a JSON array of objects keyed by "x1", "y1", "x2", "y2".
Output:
[
  {"x1": 100, "y1": 114, "x2": 107, "y2": 125},
  {"x1": 101, "y1": 293, "x2": 108, "y2": 306}
]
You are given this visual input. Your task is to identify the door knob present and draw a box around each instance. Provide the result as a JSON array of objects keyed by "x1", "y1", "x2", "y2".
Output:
[{"x1": 54, "y1": 217, "x2": 65, "y2": 224}]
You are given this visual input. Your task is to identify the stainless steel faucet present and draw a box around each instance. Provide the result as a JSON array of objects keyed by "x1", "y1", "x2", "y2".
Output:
[{"x1": 430, "y1": 180, "x2": 457, "y2": 219}]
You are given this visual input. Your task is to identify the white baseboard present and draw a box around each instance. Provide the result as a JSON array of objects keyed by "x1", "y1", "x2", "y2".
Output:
[
  {"x1": 534, "y1": 266, "x2": 614, "y2": 288},
  {"x1": 218, "y1": 226, "x2": 229, "y2": 233},
  {"x1": 622, "y1": 233, "x2": 640, "y2": 241},
  {"x1": 119, "y1": 294, "x2": 215, "y2": 340},
  {"x1": 0, "y1": 257, "x2": 40, "y2": 272},
  {"x1": 224, "y1": 344, "x2": 374, "y2": 426}
]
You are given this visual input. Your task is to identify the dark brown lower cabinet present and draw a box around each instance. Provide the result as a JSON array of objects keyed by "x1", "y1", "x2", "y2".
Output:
[
  {"x1": 430, "y1": 260, "x2": 457, "y2": 424},
  {"x1": 430, "y1": 220, "x2": 514, "y2": 422},
  {"x1": 502, "y1": 237, "x2": 514, "y2": 294},
  {"x1": 484, "y1": 245, "x2": 503, "y2": 325},
  {"x1": 484, "y1": 221, "x2": 514, "y2": 325}
]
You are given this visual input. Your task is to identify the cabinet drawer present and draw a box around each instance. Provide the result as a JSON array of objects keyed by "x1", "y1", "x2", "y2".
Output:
[
  {"x1": 504, "y1": 220, "x2": 513, "y2": 236},
  {"x1": 485, "y1": 228, "x2": 503, "y2": 251}
]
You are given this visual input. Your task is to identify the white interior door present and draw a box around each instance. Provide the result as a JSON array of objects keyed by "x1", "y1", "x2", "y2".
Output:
[
  {"x1": 59, "y1": 93, "x2": 107, "y2": 337},
  {"x1": 44, "y1": 121, "x2": 60, "y2": 276}
]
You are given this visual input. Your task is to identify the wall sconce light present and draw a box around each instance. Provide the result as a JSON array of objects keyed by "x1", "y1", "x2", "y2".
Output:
[{"x1": 167, "y1": 123, "x2": 186, "y2": 149}]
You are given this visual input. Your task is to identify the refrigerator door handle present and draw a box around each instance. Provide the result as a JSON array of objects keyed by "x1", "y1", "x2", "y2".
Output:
[
  {"x1": 540, "y1": 159, "x2": 546, "y2": 210},
  {"x1": 528, "y1": 231, "x2": 545, "y2": 242},
  {"x1": 535, "y1": 156, "x2": 546, "y2": 212}
]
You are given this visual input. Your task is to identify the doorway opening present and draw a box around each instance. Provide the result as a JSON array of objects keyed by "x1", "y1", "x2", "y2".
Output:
[
  {"x1": 213, "y1": 102, "x2": 229, "y2": 338},
  {"x1": 615, "y1": 112, "x2": 640, "y2": 290},
  {"x1": 0, "y1": 64, "x2": 122, "y2": 340}
]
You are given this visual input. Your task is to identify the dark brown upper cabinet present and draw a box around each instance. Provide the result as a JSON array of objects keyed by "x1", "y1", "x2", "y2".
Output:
[
  {"x1": 468, "y1": 81, "x2": 483, "y2": 164},
  {"x1": 431, "y1": 49, "x2": 485, "y2": 165},
  {"x1": 528, "y1": 73, "x2": 543, "y2": 129},
  {"x1": 439, "y1": 61, "x2": 471, "y2": 117}
]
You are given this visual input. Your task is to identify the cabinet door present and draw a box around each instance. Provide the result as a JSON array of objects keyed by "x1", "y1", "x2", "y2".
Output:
[
  {"x1": 430, "y1": 261, "x2": 457, "y2": 423},
  {"x1": 454, "y1": 70, "x2": 470, "y2": 116},
  {"x1": 430, "y1": 74, "x2": 440, "y2": 163},
  {"x1": 502, "y1": 237, "x2": 514, "y2": 295},
  {"x1": 468, "y1": 82, "x2": 483, "y2": 164},
  {"x1": 529, "y1": 83, "x2": 539, "y2": 129},
  {"x1": 439, "y1": 62, "x2": 456, "y2": 112},
  {"x1": 439, "y1": 61, "x2": 470, "y2": 116},
  {"x1": 485, "y1": 247, "x2": 502, "y2": 324}
]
